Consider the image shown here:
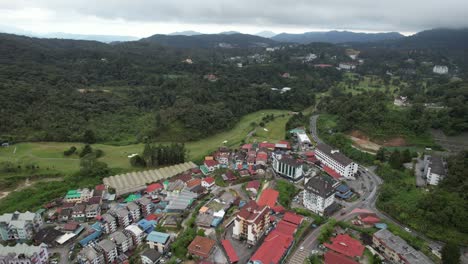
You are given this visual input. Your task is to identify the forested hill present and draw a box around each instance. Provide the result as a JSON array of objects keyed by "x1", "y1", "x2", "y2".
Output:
[
  {"x1": 140, "y1": 33, "x2": 278, "y2": 49},
  {"x1": 380, "y1": 28, "x2": 468, "y2": 50},
  {"x1": 272, "y1": 30, "x2": 403, "y2": 44}
]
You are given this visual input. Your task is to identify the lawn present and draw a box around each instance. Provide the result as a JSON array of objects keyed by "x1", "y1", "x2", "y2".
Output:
[
  {"x1": 249, "y1": 113, "x2": 290, "y2": 143},
  {"x1": 0, "y1": 109, "x2": 292, "y2": 178}
]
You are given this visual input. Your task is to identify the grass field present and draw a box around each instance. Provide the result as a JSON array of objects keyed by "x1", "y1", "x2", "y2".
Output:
[
  {"x1": 0, "y1": 109, "x2": 291, "y2": 178},
  {"x1": 248, "y1": 114, "x2": 290, "y2": 143},
  {"x1": 338, "y1": 73, "x2": 404, "y2": 95}
]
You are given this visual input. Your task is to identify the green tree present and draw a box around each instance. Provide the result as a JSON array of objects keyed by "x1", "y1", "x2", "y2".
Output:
[
  {"x1": 402, "y1": 149, "x2": 412, "y2": 163},
  {"x1": 79, "y1": 144, "x2": 93, "y2": 158},
  {"x1": 389, "y1": 150, "x2": 403, "y2": 170},
  {"x1": 83, "y1": 129, "x2": 96, "y2": 144},
  {"x1": 441, "y1": 242, "x2": 460, "y2": 264},
  {"x1": 130, "y1": 155, "x2": 146, "y2": 167},
  {"x1": 376, "y1": 148, "x2": 386, "y2": 162}
]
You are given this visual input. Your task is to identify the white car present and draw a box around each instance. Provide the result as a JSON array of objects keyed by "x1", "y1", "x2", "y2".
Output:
[
  {"x1": 404, "y1": 227, "x2": 411, "y2": 232},
  {"x1": 299, "y1": 246, "x2": 304, "y2": 251}
]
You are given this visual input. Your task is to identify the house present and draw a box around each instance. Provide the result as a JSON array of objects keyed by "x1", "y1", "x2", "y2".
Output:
[
  {"x1": 256, "y1": 151, "x2": 268, "y2": 165},
  {"x1": 222, "y1": 170, "x2": 237, "y2": 182},
  {"x1": 257, "y1": 188, "x2": 279, "y2": 208},
  {"x1": 138, "y1": 197, "x2": 154, "y2": 217},
  {"x1": 214, "y1": 149, "x2": 230, "y2": 165},
  {"x1": 339, "y1": 62, "x2": 356, "y2": 70},
  {"x1": 64, "y1": 188, "x2": 94, "y2": 203},
  {"x1": 109, "y1": 231, "x2": 133, "y2": 253},
  {"x1": 113, "y1": 208, "x2": 131, "y2": 228},
  {"x1": 202, "y1": 177, "x2": 215, "y2": 188},
  {"x1": 188, "y1": 236, "x2": 216, "y2": 259},
  {"x1": 201, "y1": 159, "x2": 220, "y2": 175},
  {"x1": 335, "y1": 184, "x2": 353, "y2": 200},
  {"x1": 315, "y1": 143, "x2": 358, "y2": 179},
  {"x1": 124, "y1": 224, "x2": 145, "y2": 246},
  {"x1": 146, "y1": 231, "x2": 171, "y2": 253},
  {"x1": 72, "y1": 204, "x2": 87, "y2": 222},
  {"x1": 78, "y1": 246, "x2": 104, "y2": 264},
  {"x1": 187, "y1": 178, "x2": 202, "y2": 190},
  {"x1": 394, "y1": 96, "x2": 409, "y2": 107},
  {"x1": 85, "y1": 204, "x2": 101, "y2": 219},
  {"x1": 96, "y1": 239, "x2": 118, "y2": 264},
  {"x1": 239, "y1": 169, "x2": 250, "y2": 177},
  {"x1": 324, "y1": 234, "x2": 365, "y2": 258},
  {"x1": 0, "y1": 211, "x2": 44, "y2": 241},
  {"x1": 303, "y1": 175, "x2": 336, "y2": 216},
  {"x1": 433, "y1": 65, "x2": 448, "y2": 74},
  {"x1": 58, "y1": 208, "x2": 72, "y2": 222},
  {"x1": 246, "y1": 180, "x2": 260, "y2": 195},
  {"x1": 141, "y1": 248, "x2": 162, "y2": 264},
  {"x1": 145, "y1": 183, "x2": 163, "y2": 195},
  {"x1": 373, "y1": 229, "x2": 433, "y2": 264},
  {"x1": 100, "y1": 214, "x2": 117, "y2": 234},
  {"x1": 0, "y1": 243, "x2": 48, "y2": 264},
  {"x1": 127, "y1": 202, "x2": 141, "y2": 223},
  {"x1": 272, "y1": 155, "x2": 303, "y2": 180},
  {"x1": 423, "y1": 155, "x2": 446, "y2": 186},
  {"x1": 282, "y1": 212, "x2": 304, "y2": 226},
  {"x1": 232, "y1": 200, "x2": 270, "y2": 245}
]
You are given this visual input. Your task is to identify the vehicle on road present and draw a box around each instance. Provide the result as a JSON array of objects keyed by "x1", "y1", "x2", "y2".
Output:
[
  {"x1": 404, "y1": 227, "x2": 412, "y2": 233},
  {"x1": 300, "y1": 246, "x2": 304, "y2": 251}
]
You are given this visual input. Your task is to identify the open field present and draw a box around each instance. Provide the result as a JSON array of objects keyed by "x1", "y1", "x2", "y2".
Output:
[
  {"x1": 0, "y1": 109, "x2": 292, "y2": 178},
  {"x1": 338, "y1": 73, "x2": 404, "y2": 95},
  {"x1": 249, "y1": 114, "x2": 290, "y2": 143}
]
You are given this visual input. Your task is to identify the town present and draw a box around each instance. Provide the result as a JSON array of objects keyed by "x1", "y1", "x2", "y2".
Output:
[{"x1": 0, "y1": 122, "x2": 442, "y2": 264}]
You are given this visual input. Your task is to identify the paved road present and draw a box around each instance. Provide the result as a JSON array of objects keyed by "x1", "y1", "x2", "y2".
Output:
[{"x1": 309, "y1": 115, "x2": 323, "y2": 144}]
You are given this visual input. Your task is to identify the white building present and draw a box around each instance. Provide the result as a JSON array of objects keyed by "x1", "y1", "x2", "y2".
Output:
[
  {"x1": 78, "y1": 246, "x2": 104, "y2": 264},
  {"x1": 0, "y1": 243, "x2": 49, "y2": 264},
  {"x1": 393, "y1": 96, "x2": 409, "y2": 107},
  {"x1": 126, "y1": 202, "x2": 141, "y2": 223},
  {"x1": 423, "y1": 155, "x2": 446, "y2": 186},
  {"x1": 315, "y1": 144, "x2": 358, "y2": 178},
  {"x1": 433, "y1": 65, "x2": 448, "y2": 74},
  {"x1": 339, "y1": 62, "x2": 356, "y2": 70},
  {"x1": 124, "y1": 224, "x2": 145, "y2": 246},
  {"x1": 272, "y1": 155, "x2": 303, "y2": 180},
  {"x1": 97, "y1": 239, "x2": 118, "y2": 264},
  {"x1": 0, "y1": 211, "x2": 43, "y2": 241},
  {"x1": 303, "y1": 175, "x2": 336, "y2": 216},
  {"x1": 109, "y1": 231, "x2": 133, "y2": 254},
  {"x1": 232, "y1": 201, "x2": 270, "y2": 245},
  {"x1": 100, "y1": 214, "x2": 117, "y2": 234},
  {"x1": 290, "y1": 128, "x2": 312, "y2": 149}
]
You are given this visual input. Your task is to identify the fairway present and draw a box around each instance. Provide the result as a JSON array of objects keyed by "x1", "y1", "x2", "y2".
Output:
[{"x1": 0, "y1": 109, "x2": 291, "y2": 176}]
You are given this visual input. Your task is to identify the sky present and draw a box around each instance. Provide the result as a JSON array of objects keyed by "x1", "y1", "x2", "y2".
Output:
[{"x1": 0, "y1": 0, "x2": 467, "y2": 38}]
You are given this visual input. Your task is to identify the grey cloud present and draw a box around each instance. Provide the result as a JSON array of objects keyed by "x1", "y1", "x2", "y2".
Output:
[{"x1": 1, "y1": 0, "x2": 468, "y2": 32}]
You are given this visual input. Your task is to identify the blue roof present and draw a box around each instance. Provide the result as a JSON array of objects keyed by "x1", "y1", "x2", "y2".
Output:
[
  {"x1": 138, "y1": 219, "x2": 157, "y2": 233},
  {"x1": 74, "y1": 226, "x2": 85, "y2": 235},
  {"x1": 375, "y1": 223, "x2": 388, "y2": 229},
  {"x1": 336, "y1": 184, "x2": 350, "y2": 193},
  {"x1": 79, "y1": 231, "x2": 102, "y2": 246},
  {"x1": 211, "y1": 217, "x2": 223, "y2": 227},
  {"x1": 146, "y1": 231, "x2": 170, "y2": 244},
  {"x1": 91, "y1": 222, "x2": 103, "y2": 232}
]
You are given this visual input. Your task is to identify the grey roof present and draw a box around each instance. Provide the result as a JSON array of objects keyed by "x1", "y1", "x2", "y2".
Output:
[
  {"x1": 138, "y1": 197, "x2": 152, "y2": 206},
  {"x1": 0, "y1": 243, "x2": 47, "y2": 257},
  {"x1": 80, "y1": 247, "x2": 101, "y2": 261},
  {"x1": 165, "y1": 189, "x2": 198, "y2": 211},
  {"x1": 316, "y1": 143, "x2": 353, "y2": 166},
  {"x1": 0, "y1": 211, "x2": 37, "y2": 223},
  {"x1": 127, "y1": 202, "x2": 140, "y2": 211},
  {"x1": 109, "y1": 231, "x2": 128, "y2": 244},
  {"x1": 428, "y1": 155, "x2": 446, "y2": 175},
  {"x1": 279, "y1": 156, "x2": 302, "y2": 167},
  {"x1": 101, "y1": 213, "x2": 115, "y2": 223},
  {"x1": 374, "y1": 229, "x2": 433, "y2": 264},
  {"x1": 116, "y1": 208, "x2": 129, "y2": 218},
  {"x1": 305, "y1": 175, "x2": 335, "y2": 197},
  {"x1": 141, "y1": 248, "x2": 162, "y2": 262},
  {"x1": 97, "y1": 239, "x2": 116, "y2": 252},
  {"x1": 85, "y1": 204, "x2": 100, "y2": 212}
]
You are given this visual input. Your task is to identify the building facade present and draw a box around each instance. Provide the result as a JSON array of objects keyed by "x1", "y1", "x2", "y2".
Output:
[
  {"x1": 0, "y1": 211, "x2": 43, "y2": 241},
  {"x1": 423, "y1": 155, "x2": 446, "y2": 186},
  {"x1": 272, "y1": 155, "x2": 303, "y2": 180},
  {"x1": 0, "y1": 243, "x2": 49, "y2": 264},
  {"x1": 315, "y1": 143, "x2": 358, "y2": 178},
  {"x1": 303, "y1": 175, "x2": 336, "y2": 216},
  {"x1": 232, "y1": 201, "x2": 270, "y2": 245},
  {"x1": 433, "y1": 65, "x2": 448, "y2": 74}
]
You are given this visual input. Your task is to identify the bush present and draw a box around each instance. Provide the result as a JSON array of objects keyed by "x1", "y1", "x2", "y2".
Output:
[{"x1": 63, "y1": 146, "x2": 77, "y2": 156}]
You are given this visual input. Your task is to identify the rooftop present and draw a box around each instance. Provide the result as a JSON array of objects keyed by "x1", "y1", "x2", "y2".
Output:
[
  {"x1": 324, "y1": 251, "x2": 358, "y2": 264},
  {"x1": 221, "y1": 239, "x2": 239, "y2": 263},
  {"x1": 257, "y1": 188, "x2": 279, "y2": 207},
  {"x1": 316, "y1": 143, "x2": 353, "y2": 166},
  {"x1": 141, "y1": 248, "x2": 162, "y2": 262},
  {"x1": 147, "y1": 231, "x2": 170, "y2": 244},
  {"x1": 188, "y1": 236, "x2": 216, "y2": 258},
  {"x1": 283, "y1": 212, "x2": 304, "y2": 226},
  {"x1": 250, "y1": 230, "x2": 293, "y2": 264},
  {"x1": 305, "y1": 175, "x2": 336, "y2": 198},
  {"x1": 97, "y1": 239, "x2": 116, "y2": 252},
  {"x1": 324, "y1": 234, "x2": 364, "y2": 258}
]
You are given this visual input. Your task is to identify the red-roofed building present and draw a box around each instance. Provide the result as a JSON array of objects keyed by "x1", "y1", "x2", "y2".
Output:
[
  {"x1": 146, "y1": 183, "x2": 163, "y2": 194},
  {"x1": 188, "y1": 236, "x2": 216, "y2": 259},
  {"x1": 324, "y1": 251, "x2": 359, "y2": 264},
  {"x1": 170, "y1": 173, "x2": 192, "y2": 183},
  {"x1": 242, "y1": 144, "x2": 252, "y2": 151},
  {"x1": 145, "y1": 214, "x2": 161, "y2": 221},
  {"x1": 323, "y1": 166, "x2": 342, "y2": 180},
  {"x1": 223, "y1": 170, "x2": 237, "y2": 182},
  {"x1": 221, "y1": 240, "x2": 239, "y2": 263},
  {"x1": 249, "y1": 230, "x2": 293, "y2": 264},
  {"x1": 314, "y1": 64, "x2": 333, "y2": 68},
  {"x1": 276, "y1": 140, "x2": 291, "y2": 150},
  {"x1": 283, "y1": 212, "x2": 304, "y2": 226},
  {"x1": 246, "y1": 180, "x2": 260, "y2": 194},
  {"x1": 247, "y1": 150, "x2": 256, "y2": 165},
  {"x1": 239, "y1": 169, "x2": 250, "y2": 177},
  {"x1": 324, "y1": 234, "x2": 365, "y2": 258},
  {"x1": 272, "y1": 205, "x2": 285, "y2": 214},
  {"x1": 95, "y1": 184, "x2": 106, "y2": 191},
  {"x1": 186, "y1": 178, "x2": 202, "y2": 189},
  {"x1": 204, "y1": 160, "x2": 219, "y2": 170},
  {"x1": 202, "y1": 177, "x2": 215, "y2": 188},
  {"x1": 360, "y1": 216, "x2": 381, "y2": 225},
  {"x1": 257, "y1": 188, "x2": 279, "y2": 207},
  {"x1": 259, "y1": 142, "x2": 276, "y2": 150},
  {"x1": 276, "y1": 220, "x2": 298, "y2": 236},
  {"x1": 233, "y1": 201, "x2": 270, "y2": 245},
  {"x1": 256, "y1": 151, "x2": 268, "y2": 165}
]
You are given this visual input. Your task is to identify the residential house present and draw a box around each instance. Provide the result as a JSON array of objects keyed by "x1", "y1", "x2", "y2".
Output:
[
  {"x1": 113, "y1": 208, "x2": 131, "y2": 228},
  {"x1": 315, "y1": 143, "x2": 358, "y2": 179},
  {"x1": 109, "y1": 231, "x2": 133, "y2": 254},
  {"x1": 0, "y1": 211, "x2": 43, "y2": 241},
  {"x1": 146, "y1": 231, "x2": 171, "y2": 253},
  {"x1": 214, "y1": 149, "x2": 230, "y2": 166},
  {"x1": 188, "y1": 236, "x2": 216, "y2": 259},
  {"x1": 232, "y1": 200, "x2": 270, "y2": 245},
  {"x1": 78, "y1": 246, "x2": 104, "y2": 264},
  {"x1": 124, "y1": 224, "x2": 145, "y2": 246},
  {"x1": 85, "y1": 204, "x2": 101, "y2": 220},
  {"x1": 145, "y1": 183, "x2": 163, "y2": 196},
  {"x1": 339, "y1": 62, "x2": 356, "y2": 70},
  {"x1": 303, "y1": 175, "x2": 336, "y2": 216},
  {"x1": 203, "y1": 160, "x2": 220, "y2": 174},
  {"x1": 127, "y1": 202, "x2": 141, "y2": 223},
  {"x1": 100, "y1": 214, "x2": 117, "y2": 234},
  {"x1": 373, "y1": 229, "x2": 433, "y2": 264},
  {"x1": 247, "y1": 150, "x2": 256, "y2": 165},
  {"x1": 202, "y1": 177, "x2": 215, "y2": 188},
  {"x1": 96, "y1": 239, "x2": 118, "y2": 264},
  {"x1": 272, "y1": 155, "x2": 303, "y2": 180},
  {"x1": 324, "y1": 234, "x2": 365, "y2": 259},
  {"x1": 256, "y1": 151, "x2": 268, "y2": 165},
  {"x1": 246, "y1": 180, "x2": 260, "y2": 195},
  {"x1": 59, "y1": 208, "x2": 72, "y2": 222},
  {"x1": 72, "y1": 204, "x2": 87, "y2": 222},
  {"x1": 64, "y1": 188, "x2": 94, "y2": 203},
  {"x1": 423, "y1": 155, "x2": 446, "y2": 186},
  {"x1": 141, "y1": 248, "x2": 162, "y2": 264},
  {"x1": 138, "y1": 197, "x2": 154, "y2": 217},
  {"x1": 0, "y1": 243, "x2": 48, "y2": 264}
]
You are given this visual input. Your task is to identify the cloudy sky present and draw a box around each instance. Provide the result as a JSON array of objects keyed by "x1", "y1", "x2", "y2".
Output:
[{"x1": 1, "y1": 0, "x2": 467, "y2": 37}]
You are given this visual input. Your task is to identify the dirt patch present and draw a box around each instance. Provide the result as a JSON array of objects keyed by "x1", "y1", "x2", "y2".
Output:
[
  {"x1": 349, "y1": 130, "x2": 370, "y2": 140},
  {"x1": 348, "y1": 136, "x2": 381, "y2": 152},
  {"x1": 381, "y1": 137, "x2": 407, "y2": 147}
]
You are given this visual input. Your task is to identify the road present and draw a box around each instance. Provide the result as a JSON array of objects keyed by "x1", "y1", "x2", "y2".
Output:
[{"x1": 287, "y1": 113, "x2": 442, "y2": 264}]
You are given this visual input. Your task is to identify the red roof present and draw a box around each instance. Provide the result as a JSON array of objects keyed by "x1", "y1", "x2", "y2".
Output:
[
  {"x1": 242, "y1": 144, "x2": 252, "y2": 150},
  {"x1": 272, "y1": 205, "x2": 285, "y2": 213},
  {"x1": 204, "y1": 160, "x2": 219, "y2": 168},
  {"x1": 323, "y1": 166, "x2": 342, "y2": 179},
  {"x1": 256, "y1": 152, "x2": 268, "y2": 162},
  {"x1": 361, "y1": 216, "x2": 380, "y2": 224},
  {"x1": 276, "y1": 220, "x2": 298, "y2": 236},
  {"x1": 145, "y1": 214, "x2": 162, "y2": 221},
  {"x1": 246, "y1": 180, "x2": 260, "y2": 191},
  {"x1": 283, "y1": 212, "x2": 304, "y2": 226},
  {"x1": 146, "y1": 183, "x2": 163, "y2": 193},
  {"x1": 314, "y1": 64, "x2": 333, "y2": 68},
  {"x1": 259, "y1": 142, "x2": 276, "y2": 149},
  {"x1": 187, "y1": 178, "x2": 202, "y2": 188},
  {"x1": 257, "y1": 188, "x2": 279, "y2": 207},
  {"x1": 95, "y1": 184, "x2": 106, "y2": 191},
  {"x1": 324, "y1": 234, "x2": 365, "y2": 258},
  {"x1": 250, "y1": 230, "x2": 293, "y2": 264},
  {"x1": 324, "y1": 251, "x2": 358, "y2": 264},
  {"x1": 305, "y1": 151, "x2": 315, "y2": 157},
  {"x1": 203, "y1": 177, "x2": 215, "y2": 185},
  {"x1": 63, "y1": 222, "x2": 79, "y2": 231},
  {"x1": 225, "y1": 171, "x2": 237, "y2": 181},
  {"x1": 221, "y1": 240, "x2": 239, "y2": 263}
]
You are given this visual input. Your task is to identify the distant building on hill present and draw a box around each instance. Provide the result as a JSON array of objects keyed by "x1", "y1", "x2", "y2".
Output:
[{"x1": 433, "y1": 65, "x2": 448, "y2": 74}]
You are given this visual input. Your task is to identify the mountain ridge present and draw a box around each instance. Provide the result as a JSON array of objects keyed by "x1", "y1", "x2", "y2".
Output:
[{"x1": 272, "y1": 30, "x2": 404, "y2": 44}]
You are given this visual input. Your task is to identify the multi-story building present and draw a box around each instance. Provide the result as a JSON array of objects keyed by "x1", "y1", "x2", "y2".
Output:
[
  {"x1": 146, "y1": 231, "x2": 171, "y2": 253},
  {"x1": 126, "y1": 202, "x2": 141, "y2": 223},
  {"x1": 423, "y1": 155, "x2": 446, "y2": 186},
  {"x1": 78, "y1": 246, "x2": 104, "y2": 264},
  {"x1": 140, "y1": 248, "x2": 162, "y2": 264},
  {"x1": 0, "y1": 243, "x2": 49, "y2": 264},
  {"x1": 85, "y1": 204, "x2": 101, "y2": 220},
  {"x1": 100, "y1": 214, "x2": 117, "y2": 234},
  {"x1": 0, "y1": 211, "x2": 43, "y2": 241},
  {"x1": 72, "y1": 204, "x2": 87, "y2": 222},
  {"x1": 315, "y1": 143, "x2": 358, "y2": 178},
  {"x1": 232, "y1": 201, "x2": 270, "y2": 245},
  {"x1": 373, "y1": 229, "x2": 433, "y2": 264},
  {"x1": 109, "y1": 231, "x2": 133, "y2": 254},
  {"x1": 64, "y1": 188, "x2": 94, "y2": 203},
  {"x1": 96, "y1": 239, "x2": 117, "y2": 264},
  {"x1": 137, "y1": 197, "x2": 153, "y2": 217},
  {"x1": 433, "y1": 65, "x2": 448, "y2": 74},
  {"x1": 124, "y1": 224, "x2": 145, "y2": 246},
  {"x1": 303, "y1": 175, "x2": 336, "y2": 216},
  {"x1": 112, "y1": 208, "x2": 130, "y2": 228},
  {"x1": 272, "y1": 155, "x2": 303, "y2": 180}
]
